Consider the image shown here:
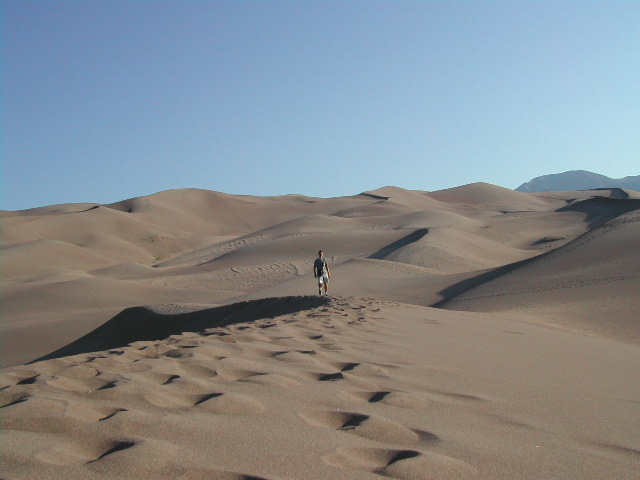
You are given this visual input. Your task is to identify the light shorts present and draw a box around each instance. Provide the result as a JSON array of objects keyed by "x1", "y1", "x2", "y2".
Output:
[{"x1": 318, "y1": 273, "x2": 329, "y2": 285}]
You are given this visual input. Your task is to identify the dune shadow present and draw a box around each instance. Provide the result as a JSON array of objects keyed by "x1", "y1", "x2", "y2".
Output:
[
  {"x1": 33, "y1": 296, "x2": 329, "y2": 362},
  {"x1": 369, "y1": 228, "x2": 429, "y2": 259},
  {"x1": 430, "y1": 256, "x2": 538, "y2": 309},
  {"x1": 433, "y1": 196, "x2": 640, "y2": 308},
  {"x1": 590, "y1": 188, "x2": 629, "y2": 199},
  {"x1": 557, "y1": 195, "x2": 640, "y2": 229}
]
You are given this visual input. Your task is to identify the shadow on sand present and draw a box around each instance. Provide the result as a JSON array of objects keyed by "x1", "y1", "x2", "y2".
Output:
[{"x1": 33, "y1": 296, "x2": 329, "y2": 362}]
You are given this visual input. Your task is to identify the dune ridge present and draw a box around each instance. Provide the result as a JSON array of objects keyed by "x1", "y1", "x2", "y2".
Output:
[
  {"x1": 35, "y1": 296, "x2": 329, "y2": 362},
  {"x1": 437, "y1": 208, "x2": 640, "y2": 342}
]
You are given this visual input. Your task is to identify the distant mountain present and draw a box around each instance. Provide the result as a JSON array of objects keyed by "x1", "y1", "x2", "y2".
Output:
[{"x1": 516, "y1": 170, "x2": 640, "y2": 192}]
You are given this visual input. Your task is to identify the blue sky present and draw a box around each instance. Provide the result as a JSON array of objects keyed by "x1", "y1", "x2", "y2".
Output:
[{"x1": 3, "y1": 1, "x2": 639, "y2": 210}]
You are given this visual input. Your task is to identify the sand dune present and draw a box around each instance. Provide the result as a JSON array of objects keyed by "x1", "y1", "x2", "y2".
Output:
[
  {"x1": 1, "y1": 183, "x2": 639, "y2": 479},
  {"x1": 2, "y1": 297, "x2": 638, "y2": 479},
  {"x1": 372, "y1": 227, "x2": 533, "y2": 273},
  {"x1": 427, "y1": 182, "x2": 557, "y2": 211},
  {"x1": 438, "y1": 208, "x2": 640, "y2": 343},
  {"x1": 2, "y1": 183, "x2": 636, "y2": 362},
  {"x1": 1, "y1": 239, "x2": 114, "y2": 280}
]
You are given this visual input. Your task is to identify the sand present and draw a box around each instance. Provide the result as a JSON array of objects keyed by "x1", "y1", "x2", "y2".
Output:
[{"x1": 1, "y1": 183, "x2": 639, "y2": 479}]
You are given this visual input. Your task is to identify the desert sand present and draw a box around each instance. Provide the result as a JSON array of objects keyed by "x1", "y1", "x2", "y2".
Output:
[{"x1": 1, "y1": 183, "x2": 639, "y2": 479}]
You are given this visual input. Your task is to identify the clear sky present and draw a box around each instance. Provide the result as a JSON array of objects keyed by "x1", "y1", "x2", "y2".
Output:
[{"x1": 3, "y1": 1, "x2": 639, "y2": 210}]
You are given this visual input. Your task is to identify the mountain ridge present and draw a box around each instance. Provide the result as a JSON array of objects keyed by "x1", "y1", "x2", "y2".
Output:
[{"x1": 516, "y1": 170, "x2": 640, "y2": 192}]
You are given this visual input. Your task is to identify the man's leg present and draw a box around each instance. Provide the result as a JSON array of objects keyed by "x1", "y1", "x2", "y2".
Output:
[
  {"x1": 324, "y1": 277, "x2": 329, "y2": 296},
  {"x1": 318, "y1": 280, "x2": 323, "y2": 296}
]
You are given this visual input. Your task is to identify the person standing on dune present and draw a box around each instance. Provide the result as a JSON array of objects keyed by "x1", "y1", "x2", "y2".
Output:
[{"x1": 314, "y1": 250, "x2": 331, "y2": 296}]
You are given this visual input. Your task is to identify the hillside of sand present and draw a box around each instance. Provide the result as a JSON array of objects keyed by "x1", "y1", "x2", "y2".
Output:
[
  {"x1": 1, "y1": 183, "x2": 639, "y2": 479},
  {"x1": 3, "y1": 184, "x2": 638, "y2": 365},
  {"x1": 2, "y1": 296, "x2": 639, "y2": 480}
]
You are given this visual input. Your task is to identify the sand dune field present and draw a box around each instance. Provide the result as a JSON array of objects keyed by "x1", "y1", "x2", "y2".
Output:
[{"x1": 1, "y1": 183, "x2": 639, "y2": 479}]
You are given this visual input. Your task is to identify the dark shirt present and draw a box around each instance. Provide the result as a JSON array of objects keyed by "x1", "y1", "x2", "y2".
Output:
[{"x1": 314, "y1": 257, "x2": 327, "y2": 275}]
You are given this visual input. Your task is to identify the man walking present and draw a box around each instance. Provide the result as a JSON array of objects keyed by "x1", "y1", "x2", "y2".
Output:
[{"x1": 314, "y1": 250, "x2": 331, "y2": 296}]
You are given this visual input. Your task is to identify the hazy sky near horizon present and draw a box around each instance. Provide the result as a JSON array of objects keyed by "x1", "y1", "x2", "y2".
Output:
[{"x1": 3, "y1": 1, "x2": 639, "y2": 210}]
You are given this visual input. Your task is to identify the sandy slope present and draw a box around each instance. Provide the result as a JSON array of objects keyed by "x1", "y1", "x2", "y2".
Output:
[
  {"x1": 1, "y1": 297, "x2": 638, "y2": 480},
  {"x1": 3, "y1": 183, "x2": 610, "y2": 365},
  {"x1": 1, "y1": 183, "x2": 639, "y2": 479},
  {"x1": 438, "y1": 202, "x2": 640, "y2": 343}
]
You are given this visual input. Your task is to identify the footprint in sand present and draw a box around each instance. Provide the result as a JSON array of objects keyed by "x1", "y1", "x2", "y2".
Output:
[
  {"x1": 143, "y1": 390, "x2": 264, "y2": 415},
  {"x1": 0, "y1": 389, "x2": 30, "y2": 408},
  {"x1": 317, "y1": 343, "x2": 344, "y2": 351},
  {"x1": 132, "y1": 371, "x2": 181, "y2": 385},
  {"x1": 216, "y1": 367, "x2": 266, "y2": 382},
  {"x1": 57, "y1": 363, "x2": 100, "y2": 379},
  {"x1": 327, "y1": 361, "x2": 389, "y2": 378},
  {"x1": 176, "y1": 363, "x2": 219, "y2": 380},
  {"x1": 1, "y1": 394, "x2": 129, "y2": 430},
  {"x1": 298, "y1": 410, "x2": 422, "y2": 445},
  {"x1": 98, "y1": 407, "x2": 128, "y2": 421},
  {"x1": 236, "y1": 344, "x2": 285, "y2": 359},
  {"x1": 271, "y1": 350, "x2": 318, "y2": 365},
  {"x1": 35, "y1": 438, "x2": 136, "y2": 465},
  {"x1": 316, "y1": 372, "x2": 345, "y2": 381},
  {"x1": 196, "y1": 392, "x2": 265, "y2": 415},
  {"x1": 174, "y1": 469, "x2": 277, "y2": 480},
  {"x1": 238, "y1": 373, "x2": 302, "y2": 388},
  {"x1": 111, "y1": 349, "x2": 161, "y2": 362},
  {"x1": 1, "y1": 369, "x2": 41, "y2": 387},
  {"x1": 15, "y1": 374, "x2": 39, "y2": 385},
  {"x1": 323, "y1": 447, "x2": 477, "y2": 480},
  {"x1": 340, "y1": 390, "x2": 431, "y2": 409},
  {"x1": 265, "y1": 331, "x2": 316, "y2": 347},
  {"x1": 45, "y1": 374, "x2": 122, "y2": 393},
  {"x1": 296, "y1": 370, "x2": 380, "y2": 390},
  {"x1": 16, "y1": 359, "x2": 70, "y2": 376},
  {"x1": 90, "y1": 357, "x2": 153, "y2": 373},
  {"x1": 161, "y1": 348, "x2": 195, "y2": 359},
  {"x1": 231, "y1": 332, "x2": 274, "y2": 343},
  {"x1": 203, "y1": 332, "x2": 238, "y2": 343}
]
